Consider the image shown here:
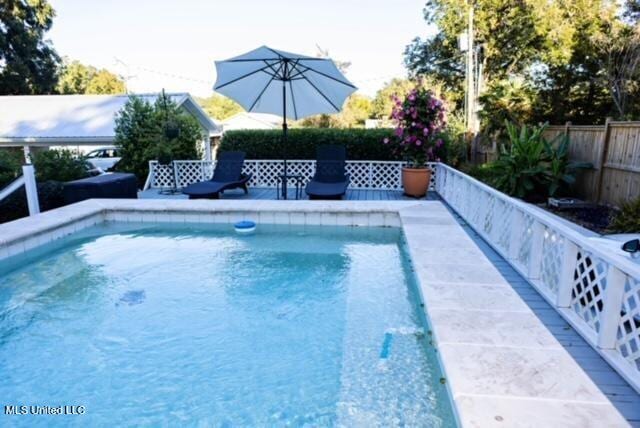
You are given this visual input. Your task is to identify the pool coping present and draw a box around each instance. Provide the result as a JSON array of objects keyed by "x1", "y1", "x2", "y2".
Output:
[{"x1": 0, "y1": 199, "x2": 630, "y2": 427}]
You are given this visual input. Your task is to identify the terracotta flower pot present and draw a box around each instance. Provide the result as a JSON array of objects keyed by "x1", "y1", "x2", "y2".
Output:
[{"x1": 402, "y1": 167, "x2": 431, "y2": 198}]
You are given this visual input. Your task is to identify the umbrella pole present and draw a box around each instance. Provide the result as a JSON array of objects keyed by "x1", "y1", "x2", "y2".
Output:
[{"x1": 282, "y1": 68, "x2": 288, "y2": 200}]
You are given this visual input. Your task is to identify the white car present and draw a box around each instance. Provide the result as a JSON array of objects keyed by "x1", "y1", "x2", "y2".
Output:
[{"x1": 85, "y1": 146, "x2": 121, "y2": 171}]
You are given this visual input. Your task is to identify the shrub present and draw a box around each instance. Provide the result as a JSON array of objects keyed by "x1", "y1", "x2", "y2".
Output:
[
  {"x1": 32, "y1": 149, "x2": 91, "y2": 182},
  {"x1": 0, "y1": 149, "x2": 89, "y2": 224},
  {"x1": 488, "y1": 122, "x2": 591, "y2": 201},
  {"x1": 462, "y1": 163, "x2": 498, "y2": 184},
  {"x1": 443, "y1": 113, "x2": 468, "y2": 167},
  {"x1": 219, "y1": 128, "x2": 397, "y2": 160},
  {"x1": 609, "y1": 198, "x2": 640, "y2": 233},
  {"x1": 0, "y1": 181, "x2": 65, "y2": 224},
  {"x1": 115, "y1": 93, "x2": 203, "y2": 185},
  {"x1": 0, "y1": 149, "x2": 24, "y2": 187}
]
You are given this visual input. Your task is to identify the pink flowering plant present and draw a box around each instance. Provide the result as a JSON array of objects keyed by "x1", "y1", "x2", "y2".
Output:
[{"x1": 383, "y1": 87, "x2": 447, "y2": 168}]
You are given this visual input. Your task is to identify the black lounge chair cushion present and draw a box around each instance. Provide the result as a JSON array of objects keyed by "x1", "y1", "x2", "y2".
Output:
[
  {"x1": 305, "y1": 176, "x2": 349, "y2": 197},
  {"x1": 183, "y1": 173, "x2": 251, "y2": 197},
  {"x1": 182, "y1": 151, "x2": 251, "y2": 199},
  {"x1": 305, "y1": 145, "x2": 350, "y2": 198}
]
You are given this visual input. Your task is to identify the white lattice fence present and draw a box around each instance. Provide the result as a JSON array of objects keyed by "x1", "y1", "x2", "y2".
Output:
[
  {"x1": 571, "y1": 251, "x2": 608, "y2": 333},
  {"x1": 540, "y1": 227, "x2": 565, "y2": 295},
  {"x1": 147, "y1": 160, "x2": 436, "y2": 191},
  {"x1": 617, "y1": 277, "x2": 640, "y2": 373},
  {"x1": 150, "y1": 164, "x2": 175, "y2": 189},
  {"x1": 435, "y1": 163, "x2": 640, "y2": 393}
]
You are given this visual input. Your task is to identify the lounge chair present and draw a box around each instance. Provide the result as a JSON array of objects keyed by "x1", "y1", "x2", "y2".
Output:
[
  {"x1": 305, "y1": 145, "x2": 350, "y2": 200},
  {"x1": 182, "y1": 151, "x2": 251, "y2": 199}
]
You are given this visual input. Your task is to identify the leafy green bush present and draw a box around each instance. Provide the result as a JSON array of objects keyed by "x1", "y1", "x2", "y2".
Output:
[
  {"x1": 488, "y1": 122, "x2": 591, "y2": 201},
  {"x1": 442, "y1": 113, "x2": 468, "y2": 167},
  {"x1": 0, "y1": 149, "x2": 89, "y2": 224},
  {"x1": 0, "y1": 149, "x2": 24, "y2": 187},
  {"x1": 544, "y1": 133, "x2": 592, "y2": 197},
  {"x1": 220, "y1": 128, "x2": 396, "y2": 160},
  {"x1": 115, "y1": 94, "x2": 203, "y2": 184},
  {"x1": 220, "y1": 127, "x2": 465, "y2": 164},
  {"x1": 0, "y1": 181, "x2": 65, "y2": 224},
  {"x1": 32, "y1": 149, "x2": 90, "y2": 182},
  {"x1": 461, "y1": 163, "x2": 498, "y2": 184},
  {"x1": 609, "y1": 198, "x2": 640, "y2": 233}
]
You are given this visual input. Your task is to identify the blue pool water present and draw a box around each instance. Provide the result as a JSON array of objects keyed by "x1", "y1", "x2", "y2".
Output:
[{"x1": 0, "y1": 223, "x2": 456, "y2": 427}]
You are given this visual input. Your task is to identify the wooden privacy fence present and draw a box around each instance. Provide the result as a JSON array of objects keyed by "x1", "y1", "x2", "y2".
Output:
[{"x1": 543, "y1": 121, "x2": 640, "y2": 207}]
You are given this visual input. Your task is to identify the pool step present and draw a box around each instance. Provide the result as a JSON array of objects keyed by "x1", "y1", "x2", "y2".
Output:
[
  {"x1": 335, "y1": 247, "x2": 440, "y2": 426},
  {"x1": 0, "y1": 251, "x2": 89, "y2": 315}
]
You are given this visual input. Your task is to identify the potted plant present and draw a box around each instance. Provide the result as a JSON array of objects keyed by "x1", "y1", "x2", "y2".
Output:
[{"x1": 385, "y1": 87, "x2": 447, "y2": 197}]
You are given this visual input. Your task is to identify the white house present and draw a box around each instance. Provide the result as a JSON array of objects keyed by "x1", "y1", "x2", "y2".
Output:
[
  {"x1": 221, "y1": 112, "x2": 281, "y2": 132},
  {"x1": 0, "y1": 93, "x2": 222, "y2": 161}
]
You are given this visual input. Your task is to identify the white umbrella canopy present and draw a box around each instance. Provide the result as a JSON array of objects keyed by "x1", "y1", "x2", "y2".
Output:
[
  {"x1": 213, "y1": 46, "x2": 357, "y2": 199},
  {"x1": 213, "y1": 46, "x2": 357, "y2": 120}
]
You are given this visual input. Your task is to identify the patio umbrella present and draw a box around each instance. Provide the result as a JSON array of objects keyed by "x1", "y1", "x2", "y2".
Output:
[{"x1": 213, "y1": 46, "x2": 357, "y2": 198}]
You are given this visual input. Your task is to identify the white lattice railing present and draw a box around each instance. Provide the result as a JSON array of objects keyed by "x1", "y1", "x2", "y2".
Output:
[
  {"x1": 145, "y1": 160, "x2": 437, "y2": 191},
  {"x1": 436, "y1": 163, "x2": 640, "y2": 393}
]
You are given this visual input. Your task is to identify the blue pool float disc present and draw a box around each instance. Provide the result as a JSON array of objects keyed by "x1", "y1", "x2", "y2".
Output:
[{"x1": 234, "y1": 220, "x2": 256, "y2": 234}]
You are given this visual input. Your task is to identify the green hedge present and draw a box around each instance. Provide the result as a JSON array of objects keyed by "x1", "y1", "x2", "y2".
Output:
[{"x1": 219, "y1": 128, "x2": 398, "y2": 160}]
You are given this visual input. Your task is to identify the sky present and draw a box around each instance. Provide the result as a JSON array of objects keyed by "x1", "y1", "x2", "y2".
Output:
[{"x1": 47, "y1": 0, "x2": 433, "y2": 98}]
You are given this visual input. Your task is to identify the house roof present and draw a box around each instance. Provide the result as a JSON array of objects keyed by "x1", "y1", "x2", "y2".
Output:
[
  {"x1": 221, "y1": 112, "x2": 282, "y2": 132},
  {"x1": 0, "y1": 93, "x2": 222, "y2": 146}
]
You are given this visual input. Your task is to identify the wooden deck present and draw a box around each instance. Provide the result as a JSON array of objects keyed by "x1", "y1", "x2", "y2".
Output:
[{"x1": 139, "y1": 187, "x2": 440, "y2": 201}]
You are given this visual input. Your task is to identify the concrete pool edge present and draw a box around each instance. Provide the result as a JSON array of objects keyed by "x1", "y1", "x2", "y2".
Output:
[
  {"x1": 398, "y1": 205, "x2": 629, "y2": 428},
  {"x1": 0, "y1": 199, "x2": 630, "y2": 427}
]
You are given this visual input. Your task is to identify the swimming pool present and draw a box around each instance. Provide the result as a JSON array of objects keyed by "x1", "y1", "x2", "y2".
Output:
[{"x1": 0, "y1": 222, "x2": 456, "y2": 426}]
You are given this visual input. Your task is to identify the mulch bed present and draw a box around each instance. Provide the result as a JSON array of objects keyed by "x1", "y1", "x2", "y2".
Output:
[{"x1": 541, "y1": 204, "x2": 618, "y2": 235}]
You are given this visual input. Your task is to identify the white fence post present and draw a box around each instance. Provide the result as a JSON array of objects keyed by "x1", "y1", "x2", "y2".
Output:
[
  {"x1": 507, "y1": 209, "x2": 524, "y2": 261},
  {"x1": 528, "y1": 221, "x2": 545, "y2": 279},
  {"x1": 204, "y1": 137, "x2": 212, "y2": 161},
  {"x1": 556, "y1": 240, "x2": 579, "y2": 307},
  {"x1": 255, "y1": 160, "x2": 261, "y2": 186},
  {"x1": 172, "y1": 162, "x2": 179, "y2": 189},
  {"x1": 597, "y1": 267, "x2": 626, "y2": 349},
  {"x1": 22, "y1": 165, "x2": 40, "y2": 215},
  {"x1": 143, "y1": 161, "x2": 154, "y2": 191}
]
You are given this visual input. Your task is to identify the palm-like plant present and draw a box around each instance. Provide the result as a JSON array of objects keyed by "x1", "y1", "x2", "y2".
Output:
[
  {"x1": 490, "y1": 122, "x2": 548, "y2": 198},
  {"x1": 489, "y1": 121, "x2": 591, "y2": 200},
  {"x1": 543, "y1": 134, "x2": 592, "y2": 197}
]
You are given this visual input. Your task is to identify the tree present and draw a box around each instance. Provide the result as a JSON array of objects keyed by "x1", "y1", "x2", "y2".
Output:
[
  {"x1": 197, "y1": 94, "x2": 243, "y2": 120},
  {"x1": 478, "y1": 78, "x2": 536, "y2": 134},
  {"x1": 85, "y1": 69, "x2": 126, "y2": 94},
  {"x1": 57, "y1": 60, "x2": 125, "y2": 94},
  {"x1": 0, "y1": 0, "x2": 60, "y2": 94},
  {"x1": 298, "y1": 94, "x2": 373, "y2": 128},
  {"x1": 594, "y1": 24, "x2": 640, "y2": 119},
  {"x1": 371, "y1": 77, "x2": 448, "y2": 120},
  {"x1": 115, "y1": 94, "x2": 203, "y2": 184},
  {"x1": 371, "y1": 79, "x2": 418, "y2": 119},
  {"x1": 405, "y1": 0, "x2": 635, "y2": 126}
]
